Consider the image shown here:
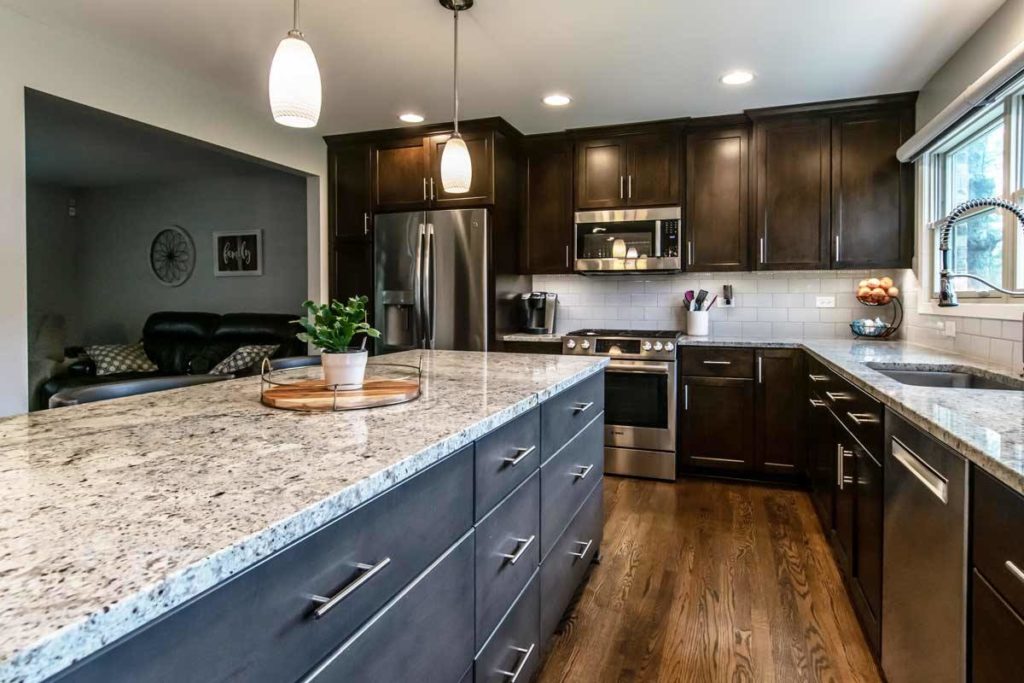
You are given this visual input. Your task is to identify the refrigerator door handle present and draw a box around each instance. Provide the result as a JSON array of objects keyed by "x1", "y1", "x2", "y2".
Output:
[
  {"x1": 416, "y1": 223, "x2": 427, "y2": 348},
  {"x1": 426, "y1": 223, "x2": 436, "y2": 348}
]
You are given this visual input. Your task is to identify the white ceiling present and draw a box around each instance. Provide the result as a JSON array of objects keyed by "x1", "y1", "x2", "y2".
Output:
[{"x1": 5, "y1": 0, "x2": 1005, "y2": 136}]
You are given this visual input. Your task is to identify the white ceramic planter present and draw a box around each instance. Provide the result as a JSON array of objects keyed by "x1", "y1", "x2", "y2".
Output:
[
  {"x1": 322, "y1": 350, "x2": 368, "y2": 389},
  {"x1": 686, "y1": 310, "x2": 710, "y2": 337}
]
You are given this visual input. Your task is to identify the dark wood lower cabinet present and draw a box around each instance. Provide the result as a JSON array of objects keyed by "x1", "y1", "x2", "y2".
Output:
[
  {"x1": 972, "y1": 570, "x2": 1024, "y2": 683},
  {"x1": 851, "y1": 437, "x2": 883, "y2": 653},
  {"x1": 755, "y1": 349, "x2": 804, "y2": 475},
  {"x1": 807, "y1": 395, "x2": 835, "y2": 527},
  {"x1": 679, "y1": 376, "x2": 755, "y2": 473}
]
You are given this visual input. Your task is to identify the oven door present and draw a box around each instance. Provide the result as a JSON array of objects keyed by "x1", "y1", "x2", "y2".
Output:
[{"x1": 604, "y1": 360, "x2": 675, "y2": 452}]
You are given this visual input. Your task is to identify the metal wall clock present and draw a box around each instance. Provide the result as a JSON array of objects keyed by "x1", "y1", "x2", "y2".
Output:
[{"x1": 149, "y1": 225, "x2": 196, "y2": 287}]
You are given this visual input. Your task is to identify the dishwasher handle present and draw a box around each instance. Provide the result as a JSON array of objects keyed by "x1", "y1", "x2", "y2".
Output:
[{"x1": 891, "y1": 437, "x2": 949, "y2": 504}]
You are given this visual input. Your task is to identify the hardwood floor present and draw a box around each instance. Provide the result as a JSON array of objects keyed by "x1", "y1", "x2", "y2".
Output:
[{"x1": 536, "y1": 477, "x2": 881, "y2": 683}]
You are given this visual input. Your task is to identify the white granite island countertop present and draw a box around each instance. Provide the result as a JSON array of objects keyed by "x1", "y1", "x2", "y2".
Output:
[{"x1": 0, "y1": 350, "x2": 607, "y2": 683}]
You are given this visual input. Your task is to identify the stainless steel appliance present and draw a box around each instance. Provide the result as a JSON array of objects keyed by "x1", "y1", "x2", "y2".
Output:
[
  {"x1": 882, "y1": 413, "x2": 968, "y2": 683},
  {"x1": 562, "y1": 329, "x2": 679, "y2": 480},
  {"x1": 374, "y1": 208, "x2": 488, "y2": 353},
  {"x1": 519, "y1": 292, "x2": 557, "y2": 334},
  {"x1": 574, "y1": 207, "x2": 681, "y2": 274}
]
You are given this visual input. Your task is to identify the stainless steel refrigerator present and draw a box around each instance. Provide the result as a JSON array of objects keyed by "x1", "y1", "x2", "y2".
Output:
[{"x1": 374, "y1": 208, "x2": 489, "y2": 353}]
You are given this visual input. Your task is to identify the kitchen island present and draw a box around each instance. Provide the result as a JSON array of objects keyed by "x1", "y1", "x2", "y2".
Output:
[{"x1": 0, "y1": 350, "x2": 607, "y2": 683}]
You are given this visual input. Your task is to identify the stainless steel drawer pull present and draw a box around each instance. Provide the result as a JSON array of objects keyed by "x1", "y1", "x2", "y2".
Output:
[
  {"x1": 571, "y1": 401, "x2": 594, "y2": 414},
  {"x1": 496, "y1": 643, "x2": 536, "y2": 682},
  {"x1": 702, "y1": 360, "x2": 732, "y2": 365},
  {"x1": 808, "y1": 374, "x2": 829, "y2": 382},
  {"x1": 809, "y1": 398, "x2": 826, "y2": 407},
  {"x1": 1006, "y1": 560, "x2": 1024, "y2": 585},
  {"x1": 498, "y1": 535, "x2": 536, "y2": 565},
  {"x1": 422, "y1": 177, "x2": 428, "y2": 201},
  {"x1": 891, "y1": 437, "x2": 948, "y2": 504},
  {"x1": 825, "y1": 391, "x2": 851, "y2": 401},
  {"x1": 847, "y1": 412, "x2": 879, "y2": 425},
  {"x1": 310, "y1": 557, "x2": 392, "y2": 619},
  {"x1": 569, "y1": 538, "x2": 594, "y2": 559},
  {"x1": 571, "y1": 464, "x2": 594, "y2": 480},
  {"x1": 836, "y1": 444, "x2": 843, "y2": 489},
  {"x1": 502, "y1": 445, "x2": 536, "y2": 467}
]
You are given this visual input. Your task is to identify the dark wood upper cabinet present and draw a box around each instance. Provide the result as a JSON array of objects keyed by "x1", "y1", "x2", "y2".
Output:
[
  {"x1": 831, "y1": 107, "x2": 914, "y2": 269},
  {"x1": 575, "y1": 138, "x2": 626, "y2": 209},
  {"x1": 685, "y1": 126, "x2": 749, "y2": 271},
  {"x1": 373, "y1": 137, "x2": 430, "y2": 212},
  {"x1": 575, "y1": 131, "x2": 679, "y2": 209},
  {"x1": 330, "y1": 143, "x2": 372, "y2": 241},
  {"x1": 753, "y1": 116, "x2": 831, "y2": 270},
  {"x1": 522, "y1": 134, "x2": 574, "y2": 274},
  {"x1": 755, "y1": 349, "x2": 805, "y2": 475},
  {"x1": 427, "y1": 130, "x2": 495, "y2": 208}
]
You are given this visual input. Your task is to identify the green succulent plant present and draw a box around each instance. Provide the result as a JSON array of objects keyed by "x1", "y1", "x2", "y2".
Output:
[{"x1": 294, "y1": 297, "x2": 380, "y2": 353}]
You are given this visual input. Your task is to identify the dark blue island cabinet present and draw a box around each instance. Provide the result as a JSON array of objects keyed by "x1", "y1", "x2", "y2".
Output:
[{"x1": 50, "y1": 371, "x2": 605, "y2": 683}]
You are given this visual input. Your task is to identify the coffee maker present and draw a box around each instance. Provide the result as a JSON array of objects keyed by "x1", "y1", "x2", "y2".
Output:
[{"x1": 519, "y1": 292, "x2": 558, "y2": 334}]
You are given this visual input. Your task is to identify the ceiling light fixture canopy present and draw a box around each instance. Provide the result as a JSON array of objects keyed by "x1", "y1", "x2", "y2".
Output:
[
  {"x1": 720, "y1": 70, "x2": 755, "y2": 86},
  {"x1": 269, "y1": 0, "x2": 322, "y2": 128},
  {"x1": 439, "y1": 0, "x2": 473, "y2": 194}
]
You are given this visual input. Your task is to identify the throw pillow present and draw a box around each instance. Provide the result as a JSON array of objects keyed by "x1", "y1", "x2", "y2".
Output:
[
  {"x1": 84, "y1": 343, "x2": 159, "y2": 376},
  {"x1": 210, "y1": 344, "x2": 279, "y2": 375}
]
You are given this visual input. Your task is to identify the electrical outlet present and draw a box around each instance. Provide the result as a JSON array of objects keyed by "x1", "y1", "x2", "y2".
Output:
[
  {"x1": 815, "y1": 296, "x2": 836, "y2": 308},
  {"x1": 717, "y1": 298, "x2": 735, "y2": 308}
]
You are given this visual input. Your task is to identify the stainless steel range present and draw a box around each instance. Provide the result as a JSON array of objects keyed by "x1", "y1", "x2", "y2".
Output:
[{"x1": 562, "y1": 329, "x2": 680, "y2": 481}]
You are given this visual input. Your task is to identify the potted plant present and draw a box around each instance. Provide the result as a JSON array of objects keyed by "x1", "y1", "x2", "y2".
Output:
[{"x1": 294, "y1": 297, "x2": 380, "y2": 389}]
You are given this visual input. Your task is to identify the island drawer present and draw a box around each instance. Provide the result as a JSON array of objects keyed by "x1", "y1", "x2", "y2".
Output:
[
  {"x1": 541, "y1": 372, "x2": 605, "y2": 461},
  {"x1": 301, "y1": 531, "x2": 475, "y2": 683},
  {"x1": 52, "y1": 446, "x2": 474, "y2": 683},
  {"x1": 475, "y1": 572, "x2": 540, "y2": 683},
  {"x1": 475, "y1": 471, "x2": 540, "y2": 649},
  {"x1": 475, "y1": 407, "x2": 540, "y2": 519},
  {"x1": 971, "y1": 569, "x2": 1024, "y2": 683},
  {"x1": 540, "y1": 482, "x2": 603, "y2": 645},
  {"x1": 540, "y1": 415, "x2": 604, "y2": 559},
  {"x1": 679, "y1": 347, "x2": 754, "y2": 378},
  {"x1": 973, "y1": 468, "x2": 1024, "y2": 616}
]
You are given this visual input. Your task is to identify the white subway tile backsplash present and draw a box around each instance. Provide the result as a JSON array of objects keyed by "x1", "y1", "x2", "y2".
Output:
[
  {"x1": 772, "y1": 322, "x2": 804, "y2": 338},
  {"x1": 757, "y1": 308, "x2": 788, "y2": 322},
  {"x1": 741, "y1": 322, "x2": 773, "y2": 337},
  {"x1": 788, "y1": 308, "x2": 820, "y2": 322}
]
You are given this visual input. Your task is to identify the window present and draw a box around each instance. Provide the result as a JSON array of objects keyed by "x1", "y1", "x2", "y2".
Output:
[{"x1": 925, "y1": 91, "x2": 1023, "y2": 301}]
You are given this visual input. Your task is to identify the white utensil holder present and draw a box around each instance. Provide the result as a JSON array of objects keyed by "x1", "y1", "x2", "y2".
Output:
[{"x1": 686, "y1": 310, "x2": 710, "y2": 336}]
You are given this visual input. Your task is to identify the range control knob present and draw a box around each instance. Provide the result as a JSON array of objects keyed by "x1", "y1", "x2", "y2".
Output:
[
  {"x1": 566, "y1": 339, "x2": 577, "y2": 349},
  {"x1": 664, "y1": 342, "x2": 675, "y2": 352},
  {"x1": 642, "y1": 341, "x2": 653, "y2": 351},
  {"x1": 653, "y1": 341, "x2": 664, "y2": 351},
  {"x1": 580, "y1": 340, "x2": 591, "y2": 350}
]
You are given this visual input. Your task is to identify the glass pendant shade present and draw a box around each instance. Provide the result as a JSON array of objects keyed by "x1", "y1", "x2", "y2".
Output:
[
  {"x1": 440, "y1": 133, "x2": 472, "y2": 193},
  {"x1": 269, "y1": 32, "x2": 322, "y2": 128}
]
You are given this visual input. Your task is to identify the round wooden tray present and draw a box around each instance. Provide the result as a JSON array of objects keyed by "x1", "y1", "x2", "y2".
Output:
[{"x1": 260, "y1": 362, "x2": 421, "y2": 412}]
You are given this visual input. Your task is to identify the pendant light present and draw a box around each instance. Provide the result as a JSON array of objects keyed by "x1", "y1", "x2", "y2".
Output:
[
  {"x1": 439, "y1": 0, "x2": 473, "y2": 193},
  {"x1": 269, "y1": 0, "x2": 322, "y2": 128}
]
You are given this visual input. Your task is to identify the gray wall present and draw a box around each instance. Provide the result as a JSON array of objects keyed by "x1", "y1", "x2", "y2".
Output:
[{"x1": 917, "y1": 0, "x2": 1024, "y2": 127}]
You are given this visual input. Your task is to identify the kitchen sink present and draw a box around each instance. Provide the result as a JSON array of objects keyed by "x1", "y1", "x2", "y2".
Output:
[{"x1": 866, "y1": 363, "x2": 1024, "y2": 391}]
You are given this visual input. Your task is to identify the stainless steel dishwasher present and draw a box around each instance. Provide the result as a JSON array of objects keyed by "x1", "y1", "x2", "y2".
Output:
[{"x1": 882, "y1": 412, "x2": 969, "y2": 683}]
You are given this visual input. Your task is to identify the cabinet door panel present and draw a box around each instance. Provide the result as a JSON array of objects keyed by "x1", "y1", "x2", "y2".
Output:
[
  {"x1": 972, "y1": 570, "x2": 1024, "y2": 683},
  {"x1": 374, "y1": 138, "x2": 429, "y2": 211},
  {"x1": 428, "y1": 130, "x2": 494, "y2": 207},
  {"x1": 831, "y1": 109, "x2": 913, "y2": 269},
  {"x1": 833, "y1": 427, "x2": 856, "y2": 576},
  {"x1": 331, "y1": 239, "x2": 374, "y2": 320},
  {"x1": 852, "y1": 443, "x2": 882, "y2": 653},
  {"x1": 754, "y1": 117, "x2": 830, "y2": 270},
  {"x1": 523, "y1": 136, "x2": 573, "y2": 274},
  {"x1": 755, "y1": 349, "x2": 804, "y2": 475},
  {"x1": 626, "y1": 132, "x2": 679, "y2": 207},
  {"x1": 331, "y1": 144, "x2": 372, "y2": 240},
  {"x1": 576, "y1": 139, "x2": 626, "y2": 209},
  {"x1": 680, "y1": 377, "x2": 754, "y2": 472},
  {"x1": 685, "y1": 128, "x2": 749, "y2": 271},
  {"x1": 807, "y1": 393, "x2": 835, "y2": 529}
]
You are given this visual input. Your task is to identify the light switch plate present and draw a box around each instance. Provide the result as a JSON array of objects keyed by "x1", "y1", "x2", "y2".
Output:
[{"x1": 815, "y1": 296, "x2": 836, "y2": 308}]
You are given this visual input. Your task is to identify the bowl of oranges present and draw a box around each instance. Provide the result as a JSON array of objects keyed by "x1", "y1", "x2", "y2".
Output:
[{"x1": 856, "y1": 276, "x2": 899, "y2": 305}]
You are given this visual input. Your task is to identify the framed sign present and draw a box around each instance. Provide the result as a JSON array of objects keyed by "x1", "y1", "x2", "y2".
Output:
[{"x1": 213, "y1": 230, "x2": 262, "y2": 277}]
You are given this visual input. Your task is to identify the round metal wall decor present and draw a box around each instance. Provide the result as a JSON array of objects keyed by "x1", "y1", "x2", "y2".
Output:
[{"x1": 149, "y1": 226, "x2": 196, "y2": 287}]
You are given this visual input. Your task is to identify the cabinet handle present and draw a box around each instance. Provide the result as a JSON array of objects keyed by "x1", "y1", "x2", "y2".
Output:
[
  {"x1": 430, "y1": 177, "x2": 435, "y2": 200},
  {"x1": 497, "y1": 534, "x2": 536, "y2": 565},
  {"x1": 836, "y1": 444, "x2": 843, "y2": 489},
  {"x1": 757, "y1": 356, "x2": 763, "y2": 384},
  {"x1": 687, "y1": 240, "x2": 693, "y2": 266},
  {"x1": 809, "y1": 398, "x2": 826, "y2": 407},
  {"x1": 619, "y1": 175, "x2": 624, "y2": 199},
  {"x1": 496, "y1": 643, "x2": 536, "y2": 682},
  {"x1": 684, "y1": 384, "x2": 689, "y2": 410},
  {"x1": 571, "y1": 401, "x2": 594, "y2": 414},
  {"x1": 571, "y1": 463, "x2": 594, "y2": 480},
  {"x1": 835, "y1": 235, "x2": 841, "y2": 262},
  {"x1": 846, "y1": 412, "x2": 879, "y2": 425},
  {"x1": 891, "y1": 437, "x2": 948, "y2": 503},
  {"x1": 502, "y1": 445, "x2": 536, "y2": 466},
  {"x1": 825, "y1": 391, "x2": 851, "y2": 402},
  {"x1": 628, "y1": 175, "x2": 632, "y2": 199},
  {"x1": 422, "y1": 177, "x2": 427, "y2": 201},
  {"x1": 363, "y1": 212, "x2": 370, "y2": 236},
  {"x1": 759, "y1": 237, "x2": 765, "y2": 264},
  {"x1": 808, "y1": 374, "x2": 829, "y2": 382},
  {"x1": 1006, "y1": 560, "x2": 1024, "y2": 585},
  {"x1": 702, "y1": 360, "x2": 732, "y2": 365},
  {"x1": 565, "y1": 244, "x2": 570, "y2": 268},
  {"x1": 569, "y1": 538, "x2": 594, "y2": 559},
  {"x1": 310, "y1": 557, "x2": 391, "y2": 619}
]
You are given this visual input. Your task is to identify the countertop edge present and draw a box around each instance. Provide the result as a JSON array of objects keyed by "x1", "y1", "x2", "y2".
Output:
[{"x1": 3, "y1": 358, "x2": 608, "y2": 683}]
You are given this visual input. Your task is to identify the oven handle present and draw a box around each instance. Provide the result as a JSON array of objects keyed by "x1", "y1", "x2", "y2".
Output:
[{"x1": 607, "y1": 362, "x2": 671, "y2": 375}]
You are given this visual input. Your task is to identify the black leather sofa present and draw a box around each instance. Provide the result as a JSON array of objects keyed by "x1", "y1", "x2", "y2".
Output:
[{"x1": 41, "y1": 312, "x2": 305, "y2": 408}]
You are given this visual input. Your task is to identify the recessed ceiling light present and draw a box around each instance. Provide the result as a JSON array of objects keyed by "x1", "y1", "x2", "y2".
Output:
[
  {"x1": 720, "y1": 70, "x2": 755, "y2": 86},
  {"x1": 542, "y1": 94, "x2": 572, "y2": 107},
  {"x1": 399, "y1": 113, "x2": 425, "y2": 123}
]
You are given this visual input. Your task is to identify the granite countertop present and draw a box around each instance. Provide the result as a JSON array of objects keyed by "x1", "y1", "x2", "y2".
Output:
[
  {"x1": 0, "y1": 350, "x2": 607, "y2": 683},
  {"x1": 678, "y1": 334, "x2": 1024, "y2": 494},
  {"x1": 499, "y1": 332, "x2": 563, "y2": 343}
]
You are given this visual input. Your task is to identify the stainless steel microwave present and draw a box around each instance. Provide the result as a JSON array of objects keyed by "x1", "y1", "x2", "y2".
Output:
[{"x1": 574, "y1": 207, "x2": 682, "y2": 274}]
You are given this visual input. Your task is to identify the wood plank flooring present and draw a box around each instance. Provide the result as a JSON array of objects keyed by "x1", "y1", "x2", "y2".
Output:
[{"x1": 536, "y1": 477, "x2": 882, "y2": 683}]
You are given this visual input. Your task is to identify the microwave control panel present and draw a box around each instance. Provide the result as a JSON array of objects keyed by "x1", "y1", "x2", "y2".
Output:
[{"x1": 660, "y1": 219, "x2": 680, "y2": 258}]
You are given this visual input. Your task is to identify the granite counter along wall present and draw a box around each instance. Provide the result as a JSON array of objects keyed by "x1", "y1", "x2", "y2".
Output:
[{"x1": 531, "y1": 270, "x2": 911, "y2": 338}]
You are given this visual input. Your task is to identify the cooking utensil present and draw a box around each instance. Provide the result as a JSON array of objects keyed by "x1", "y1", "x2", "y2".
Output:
[
  {"x1": 693, "y1": 290, "x2": 708, "y2": 311},
  {"x1": 683, "y1": 290, "x2": 695, "y2": 311},
  {"x1": 706, "y1": 295, "x2": 718, "y2": 310}
]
